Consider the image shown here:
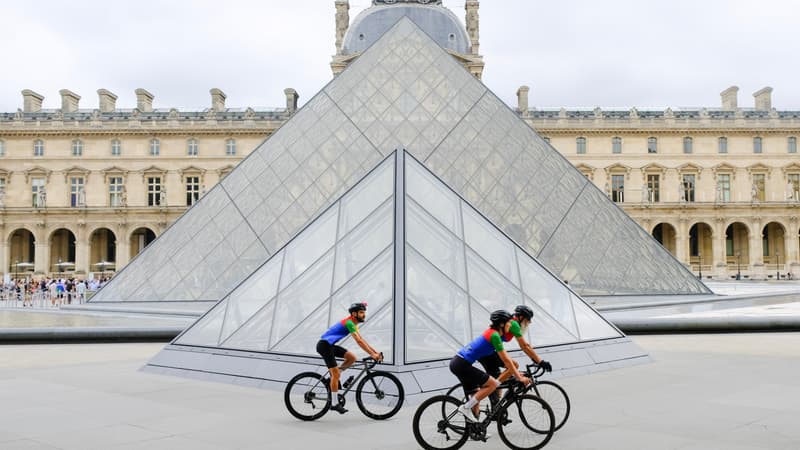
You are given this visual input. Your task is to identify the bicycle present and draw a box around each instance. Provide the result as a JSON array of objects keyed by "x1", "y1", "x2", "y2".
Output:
[
  {"x1": 412, "y1": 377, "x2": 555, "y2": 450},
  {"x1": 445, "y1": 362, "x2": 570, "y2": 431},
  {"x1": 284, "y1": 355, "x2": 404, "y2": 421}
]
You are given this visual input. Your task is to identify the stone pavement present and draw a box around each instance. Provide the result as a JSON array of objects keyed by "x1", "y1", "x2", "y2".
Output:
[{"x1": 0, "y1": 334, "x2": 798, "y2": 449}]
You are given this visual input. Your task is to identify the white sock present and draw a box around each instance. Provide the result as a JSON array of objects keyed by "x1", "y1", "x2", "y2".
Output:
[{"x1": 464, "y1": 396, "x2": 478, "y2": 409}]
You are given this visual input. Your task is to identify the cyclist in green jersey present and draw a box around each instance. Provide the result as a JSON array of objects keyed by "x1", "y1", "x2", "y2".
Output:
[{"x1": 479, "y1": 305, "x2": 552, "y2": 385}]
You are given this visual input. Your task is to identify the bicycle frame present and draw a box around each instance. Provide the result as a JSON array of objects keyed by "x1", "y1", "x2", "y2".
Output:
[{"x1": 313, "y1": 356, "x2": 380, "y2": 398}]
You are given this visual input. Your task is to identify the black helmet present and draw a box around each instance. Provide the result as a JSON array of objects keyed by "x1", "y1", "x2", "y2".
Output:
[
  {"x1": 348, "y1": 301, "x2": 368, "y2": 314},
  {"x1": 514, "y1": 305, "x2": 534, "y2": 321},
  {"x1": 490, "y1": 309, "x2": 513, "y2": 327}
]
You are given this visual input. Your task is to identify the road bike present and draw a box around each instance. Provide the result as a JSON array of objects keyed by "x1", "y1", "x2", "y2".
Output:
[
  {"x1": 412, "y1": 377, "x2": 555, "y2": 450},
  {"x1": 445, "y1": 362, "x2": 570, "y2": 431},
  {"x1": 284, "y1": 355, "x2": 404, "y2": 421}
]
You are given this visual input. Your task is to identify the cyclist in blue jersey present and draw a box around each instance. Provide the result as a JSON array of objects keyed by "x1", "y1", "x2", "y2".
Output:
[
  {"x1": 479, "y1": 305, "x2": 552, "y2": 383},
  {"x1": 317, "y1": 301, "x2": 383, "y2": 414},
  {"x1": 450, "y1": 310, "x2": 531, "y2": 422}
]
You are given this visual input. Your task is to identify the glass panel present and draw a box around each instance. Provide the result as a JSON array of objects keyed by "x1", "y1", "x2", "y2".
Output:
[
  {"x1": 465, "y1": 248, "x2": 524, "y2": 316},
  {"x1": 406, "y1": 156, "x2": 462, "y2": 238},
  {"x1": 271, "y1": 300, "x2": 331, "y2": 356},
  {"x1": 571, "y1": 295, "x2": 621, "y2": 340},
  {"x1": 406, "y1": 198, "x2": 466, "y2": 289},
  {"x1": 516, "y1": 248, "x2": 578, "y2": 337},
  {"x1": 406, "y1": 302, "x2": 463, "y2": 363},
  {"x1": 469, "y1": 299, "x2": 492, "y2": 342},
  {"x1": 271, "y1": 251, "x2": 334, "y2": 347},
  {"x1": 331, "y1": 248, "x2": 393, "y2": 325},
  {"x1": 333, "y1": 200, "x2": 393, "y2": 290},
  {"x1": 174, "y1": 299, "x2": 228, "y2": 346},
  {"x1": 218, "y1": 253, "x2": 283, "y2": 343},
  {"x1": 523, "y1": 297, "x2": 577, "y2": 347},
  {"x1": 462, "y1": 204, "x2": 520, "y2": 287},
  {"x1": 406, "y1": 247, "x2": 471, "y2": 345},
  {"x1": 221, "y1": 298, "x2": 276, "y2": 352},
  {"x1": 280, "y1": 205, "x2": 338, "y2": 289},
  {"x1": 338, "y1": 155, "x2": 394, "y2": 237}
]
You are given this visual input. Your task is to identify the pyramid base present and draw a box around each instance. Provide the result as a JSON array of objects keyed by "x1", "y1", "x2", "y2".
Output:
[{"x1": 143, "y1": 337, "x2": 649, "y2": 403}]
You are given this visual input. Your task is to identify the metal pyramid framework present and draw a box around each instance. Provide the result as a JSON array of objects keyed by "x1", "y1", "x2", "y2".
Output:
[
  {"x1": 145, "y1": 151, "x2": 646, "y2": 395},
  {"x1": 90, "y1": 16, "x2": 709, "y2": 309}
]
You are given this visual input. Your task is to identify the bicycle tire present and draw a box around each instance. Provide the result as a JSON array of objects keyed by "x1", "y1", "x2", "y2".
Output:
[
  {"x1": 284, "y1": 372, "x2": 331, "y2": 421},
  {"x1": 497, "y1": 394, "x2": 554, "y2": 450},
  {"x1": 412, "y1": 395, "x2": 470, "y2": 450},
  {"x1": 533, "y1": 380, "x2": 570, "y2": 431},
  {"x1": 355, "y1": 371, "x2": 404, "y2": 420}
]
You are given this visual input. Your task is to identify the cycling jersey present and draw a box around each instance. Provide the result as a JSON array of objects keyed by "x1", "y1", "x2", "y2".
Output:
[
  {"x1": 320, "y1": 317, "x2": 359, "y2": 345},
  {"x1": 457, "y1": 328, "x2": 504, "y2": 363},
  {"x1": 501, "y1": 319, "x2": 523, "y2": 342}
]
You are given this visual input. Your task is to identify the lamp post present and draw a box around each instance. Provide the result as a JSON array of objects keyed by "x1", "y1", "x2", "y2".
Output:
[
  {"x1": 736, "y1": 251, "x2": 742, "y2": 280},
  {"x1": 14, "y1": 259, "x2": 18, "y2": 281},
  {"x1": 776, "y1": 251, "x2": 781, "y2": 280},
  {"x1": 698, "y1": 253, "x2": 703, "y2": 279}
]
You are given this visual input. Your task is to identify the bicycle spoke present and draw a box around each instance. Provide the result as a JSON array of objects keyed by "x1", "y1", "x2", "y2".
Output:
[
  {"x1": 413, "y1": 396, "x2": 469, "y2": 450},
  {"x1": 498, "y1": 395, "x2": 554, "y2": 450},
  {"x1": 356, "y1": 372, "x2": 404, "y2": 420}
]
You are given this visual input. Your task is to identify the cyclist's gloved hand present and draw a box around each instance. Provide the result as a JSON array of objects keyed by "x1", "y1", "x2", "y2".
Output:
[{"x1": 539, "y1": 360, "x2": 552, "y2": 372}]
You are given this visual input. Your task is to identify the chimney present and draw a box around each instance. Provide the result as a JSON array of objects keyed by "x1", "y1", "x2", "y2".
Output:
[
  {"x1": 210, "y1": 88, "x2": 226, "y2": 112},
  {"x1": 21, "y1": 89, "x2": 44, "y2": 113},
  {"x1": 97, "y1": 89, "x2": 118, "y2": 113},
  {"x1": 720, "y1": 86, "x2": 739, "y2": 110},
  {"x1": 284, "y1": 88, "x2": 299, "y2": 113},
  {"x1": 135, "y1": 88, "x2": 154, "y2": 112},
  {"x1": 516, "y1": 86, "x2": 530, "y2": 117},
  {"x1": 753, "y1": 87, "x2": 773, "y2": 111}
]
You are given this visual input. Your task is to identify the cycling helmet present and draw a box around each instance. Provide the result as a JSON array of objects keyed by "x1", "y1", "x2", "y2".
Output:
[
  {"x1": 489, "y1": 309, "x2": 513, "y2": 327},
  {"x1": 348, "y1": 301, "x2": 368, "y2": 314},
  {"x1": 514, "y1": 305, "x2": 534, "y2": 321}
]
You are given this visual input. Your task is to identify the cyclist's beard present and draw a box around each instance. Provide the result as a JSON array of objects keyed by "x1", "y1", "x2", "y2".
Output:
[{"x1": 519, "y1": 322, "x2": 529, "y2": 334}]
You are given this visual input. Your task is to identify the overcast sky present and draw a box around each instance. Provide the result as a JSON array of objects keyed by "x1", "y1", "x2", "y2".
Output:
[{"x1": 1, "y1": 0, "x2": 797, "y2": 112}]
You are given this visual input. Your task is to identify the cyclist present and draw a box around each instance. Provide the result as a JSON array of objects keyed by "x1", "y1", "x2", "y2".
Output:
[
  {"x1": 316, "y1": 301, "x2": 383, "y2": 414},
  {"x1": 480, "y1": 305, "x2": 552, "y2": 384},
  {"x1": 450, "y1": 310, "x2": 531, "y2": 423}
]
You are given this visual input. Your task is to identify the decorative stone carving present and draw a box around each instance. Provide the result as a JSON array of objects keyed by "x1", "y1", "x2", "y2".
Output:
[
  {"x1": 465, "y1": 1, "x2": 479, "y2": 54},
  {"x1": 14, "y1": 109, "x2": 23, "y2": 120},
  {"x1": 335, "y1": 1, "x2": 350, "y2": 55},
  {"x1": 168, "y1": 108, "x2": 179, "y2": 119},
  {"x1": 629, "y1": 107, "x2": 639, "y2": 119},
  {"x1": 244, "y1": 107, "x2": 255, "y2": 119},
  {"x1": 664, "y1": 107, "x2": 674, "y2": 119}
]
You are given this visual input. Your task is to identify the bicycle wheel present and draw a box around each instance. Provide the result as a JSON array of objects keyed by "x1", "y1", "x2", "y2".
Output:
[
  {"x1": 533, "y1": 381, "x2": 570, "y2": 431},
  {"x1": 412, "y1": 395, "x2": 469, "y2": 450},
  {"x1": 355, "y1": 371, "x2": 404, "y2": 420},
  {"x1": 284, "y1": 372, "x2": 331, "y2": 421},
  {"x1": 497, "y1": 394, "x2": 554, "y2": 450}
]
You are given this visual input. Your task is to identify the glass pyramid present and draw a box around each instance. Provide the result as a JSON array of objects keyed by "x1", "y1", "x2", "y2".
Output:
[
  {"x1": 92, "y1": 16, "x2": 708, "y2": 308},
  {"x1": 170, "y1": 151, "x2": 621, "y2": 367}
]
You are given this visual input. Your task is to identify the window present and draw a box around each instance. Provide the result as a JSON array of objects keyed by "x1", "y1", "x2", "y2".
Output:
[
  {"x1": 682, "y1": 174, "x2": 696, "y2": 202},
  {"x1": 789, "y1": 137, "x2": 797, "y2": 154},
  {"x1": 753, "y1": 136, "x2": 763, "y2": 153},
  {"x1": 149, "y1": 138, "x2": 160, "y2": 156},
  {"x1": 0, "y1": 139, "x2": 5, "y2": 157},
  {"x1": 646, "y1": 137, "x2": 658, "y2": 154},
  {"x1": 576, "y1": 137, "x2": 586, "y2": 154},
  {"x1": 225, "y1": 138, "x2": 236, "y2": 156},
  {"x1": 187, "y1": 138, "x2": 198, "y2": 156},
  {"x1": 109, "y1": 177, "x2": 124, "y2": 207},
  {"x1": 718, "y1": 137, "x2": 728, "y2": 154},
  {"x1": 683, "y1": 137, "x2": 693, "y2": 154},
  {"x1": 71, "y1": 139, "x2": 83, "y2": 156},
  {"x1": 752, "y1": 174, "x2": 766, "y2": 202},
  {"x1": 147, "y1": 177, "x2": 162, "y2": 206},
  {"x1": 70, "y1": 177, "x2": 85, "y2": 207},
  {"x1": 788, "y1": 174, "x2": 800, "y2": 201},
  {"x1": 33, "y1": 139, "x2": 44, "y2": 156},
  {"x1": 32, "y1": 177, "x2": 46, "y2": 207},
  {"x1": 111, "y1": 139, "x2": 121, "y2": 156},
  {"x1": 186, "y1": 176, "x2": 200, "y2": 206},
  {"x1": 611, "y1": 175, "x2": 625, "y2": 202},
  {"x1": 612, "y1": 137, "x2": 622, "y2": 154},
  {"x1": 646, "y1": 174, "x2": 660, "y2": 202},
  {"x1": 718, "y1": 174, "x2": 731, "y2": 202}
]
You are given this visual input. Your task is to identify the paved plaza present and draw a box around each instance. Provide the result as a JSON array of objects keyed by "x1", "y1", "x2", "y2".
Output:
[{"x1": 0, "y1": 333, "x2": 798, "y2": 449}]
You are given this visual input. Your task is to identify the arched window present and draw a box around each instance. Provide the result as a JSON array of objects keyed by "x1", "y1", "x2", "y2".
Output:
[
  {"x1": 187, "y1": 138, "x2": 198, "y2": 156},
  {"x1": 789, "y1": 136, "x2": 797, "y2": 154},
  {"x1": 71, "y1": 139, "x2": 83, "y2": 156},
  {"x1": 33, "y1": 139, "x2": 44, "y2": 156},
  {"x1": 612, "y1": 137, "x2": 622, "y2": 154},
  {"x1": 753, "y1": 136, "x2": 763, "y2": 154},
  {"x1": 225, "y1": 138, "x2": 236, "y2": 156},
  {"x1": 576, "y1": 137, "x2": 586, "y2": 154},
  {"x1": 111, "y1": 139, "x2": 121, "y2": 156},
  {"x1": 149, "y1": 138, "x2": 160, "y2": 156},
  {"x1": 718, "y1": 137, "x2": 728, "y2": 154},
  {"x1": 647, "y1": 137, "x2": 658, "y2": 153},
  {"x1": 683, "y1": 137, "x2": 693, "y2": 154}
]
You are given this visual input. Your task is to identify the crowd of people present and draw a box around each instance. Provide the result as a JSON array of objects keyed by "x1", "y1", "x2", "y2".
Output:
[{"x1": 1, "y1": 277, "x2": 110, "y2": 307}]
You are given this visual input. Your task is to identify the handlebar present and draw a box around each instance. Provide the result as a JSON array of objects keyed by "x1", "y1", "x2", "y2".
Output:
[
  {"x1": 525, "y1": 363, "x2": 546, "y2": 379},
  {"x1": 361, "y1": 352, "x2": 384, "y2": 369}
]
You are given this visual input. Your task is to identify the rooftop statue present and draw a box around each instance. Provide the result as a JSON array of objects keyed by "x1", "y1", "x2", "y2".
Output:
[{"x1": 373, "y1": 0, "x2": 443, "y2": 5}]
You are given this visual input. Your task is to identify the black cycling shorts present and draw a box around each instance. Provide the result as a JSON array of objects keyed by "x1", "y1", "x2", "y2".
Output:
[
  {"x1": 450, "y1": 355, "x2": 490, "y2": 397},
  {"x1": 316, "y1": 340, "x2": 348, "y2": 369},
  {"x1": 478, "y1": 353, "x2": 503, "y2": 379}
]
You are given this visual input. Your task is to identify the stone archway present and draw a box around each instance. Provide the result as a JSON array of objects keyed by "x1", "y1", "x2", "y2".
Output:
[
  {"x1": 652, "y1": 223, "x2": 677, "y2": 255},
  {"x1": 129, "y1": 227, "x2": 156, "y2": 259},
  {"x1": 49, "y1": 228, "x2": 77, "y2": 275},
  {"x1": 8, "y1": 228, "x2": 35, "y2": 278},
  {"x1": 688, "y1": 222, "x2": 713, "y2": 276},
  {"x1": 763, "y1": 222, "x2": 787, "y2": 279},
  {"x1": 726, "y1": 222, "x2": 750, "y2": 278},
  {"x1": 89, "y1": 228, "x2": 117, "y2": 276}
]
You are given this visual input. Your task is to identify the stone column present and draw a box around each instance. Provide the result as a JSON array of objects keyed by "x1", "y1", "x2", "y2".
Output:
[
  {"x1": 0, "y1": 230, "x2": 7, "y2": 277},
  {"x1": 675, "y1": 230, "x2": 688, "y2": 266},
  {"x1": 749, "y1": 233, "x2": 764, "y2": 280},
  {"x1": 465, "y1": 1, "x2": 480, "y2": 55},
  {"x1": 785, "y1": 228, "x2": 799, "y2": 279},
  {"x1": 116, "y1": 229, "x2": 130, "y2": 269},
  {"x1": 34, "y1": 240, "x2": 50, "y2": 275},
  {"x1": 712, "y1": 222, "x2": 727, "y2": 279},
  {"x1": 75, "y1": 229, "x2": 90, "y2": 276},
  {"x1": 334, "y1": 1, "x2": 350, "y2": 55}
]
